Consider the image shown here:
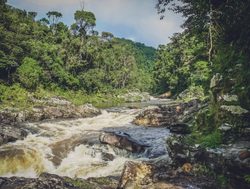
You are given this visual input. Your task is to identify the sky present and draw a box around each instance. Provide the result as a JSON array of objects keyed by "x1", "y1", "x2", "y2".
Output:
[{"x1": 8, "y1": 0, "x2": 184, "y2": 48}]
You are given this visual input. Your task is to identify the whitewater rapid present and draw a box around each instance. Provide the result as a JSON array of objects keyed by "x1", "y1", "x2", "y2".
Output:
[{"x1": 0, "y1": 107, "x2": 170, "y2": 179}]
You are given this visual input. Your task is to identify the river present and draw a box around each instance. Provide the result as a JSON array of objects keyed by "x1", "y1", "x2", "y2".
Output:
[{"x1": 0, "y1": 100, "x2": 172, "y2": 180}]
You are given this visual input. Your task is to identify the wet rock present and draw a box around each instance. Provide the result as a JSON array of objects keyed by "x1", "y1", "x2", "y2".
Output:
[
  {"x1": 101, "y1": 152, "x2": 115, "y2": 161},
  {"x1": 0, "y1": 172, "x2": 114, "y2": 189},
  {"x1": 117, "y1": 161, "x2": 154, "y2": 189},
  {"x1": 169, "y1": 123, "x2": 191, "y2": 134},
  {"x1": 166, "y1": 136, "x2": 192, "y2": 166},
  {"x1": 133, "y1": 99, "x2": 202, "y2": 128},
  {"x1": 99, "y1": 132, "x2": 148, "y2": 153},
  {"x1": 219, "y1": 123, "x2": 236, "y2": 143},
  {"x1": 219, "y1": 123, "x2": 233, "y2": 132},
  {"x1": 0, "y1": 125, "x2": 28, "y2": 146},
  {"x1": 239, "y1": 150, "x2": 250, "y2": 160}
]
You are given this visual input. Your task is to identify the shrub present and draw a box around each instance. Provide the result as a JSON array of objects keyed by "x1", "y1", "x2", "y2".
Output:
[
  {"x1": 17, "y1": 57, "x2": 43, "y2": 90},
  {"x1": 199, "y1": 130, "x2": 222, "y2": 148}
]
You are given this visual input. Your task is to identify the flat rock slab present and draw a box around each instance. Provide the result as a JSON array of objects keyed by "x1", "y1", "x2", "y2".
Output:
[{"x1": 0, "y1": 172, "x2": 118, "y2": 189}]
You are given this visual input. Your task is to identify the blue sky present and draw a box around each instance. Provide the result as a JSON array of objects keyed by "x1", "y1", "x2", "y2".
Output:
[{"x1": 8, "y1": 0, "x2": 183, "y2": 48}]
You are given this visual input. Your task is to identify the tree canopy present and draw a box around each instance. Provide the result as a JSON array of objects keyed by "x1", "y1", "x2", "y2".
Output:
[{"x1": 0, "y1": 1, "x2": 156, "y2": 95}]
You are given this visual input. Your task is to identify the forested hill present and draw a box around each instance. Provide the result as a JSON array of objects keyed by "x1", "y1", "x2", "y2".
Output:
[
  {"x1": 0, "y1": 1, "x2": 156, "y2": 108},
  {"x1": 116, "y1": 38, "x2": 156, "y2": 69}
]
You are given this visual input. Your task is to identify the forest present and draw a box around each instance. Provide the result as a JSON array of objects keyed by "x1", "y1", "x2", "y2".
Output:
[
  {"x1": 0, "y1": 0, "x2": 156, "y2": 107},
  {"x1": 1, "y1": 0, "x2": 249, "y2": 110}
]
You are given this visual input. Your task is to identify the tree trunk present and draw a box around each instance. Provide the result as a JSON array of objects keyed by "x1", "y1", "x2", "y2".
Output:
[{"x1": 208, "y1": 1, "x2": 213, "y2": 65}]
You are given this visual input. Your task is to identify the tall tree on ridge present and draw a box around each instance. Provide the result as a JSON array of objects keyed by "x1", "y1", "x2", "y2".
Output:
[{"x1": 46, "y1": 11, "x2": 62, "y2": 34}]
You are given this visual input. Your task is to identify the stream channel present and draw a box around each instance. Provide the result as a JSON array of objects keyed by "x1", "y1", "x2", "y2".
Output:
[{"x1": 0, "y1": 99, "x2": 174, "y2": 180}]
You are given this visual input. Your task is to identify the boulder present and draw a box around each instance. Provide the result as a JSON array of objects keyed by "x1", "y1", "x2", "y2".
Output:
[
  {"x1": 117, "y1": 161, "x2": 154, "y2": 189},
  {"x1": 101, "y1": 152, "x2": 115, "y2": 161},
  {"x1": 219, "y1": 105, "x2": 250, "y2": 141},
  {"x1": 133, "y1": 99, "x2": 202, "y2": 128},
  {"x1": 99, "y1": 132, "x2": 148, "y2": 153},
  {"x1": 158, "y1": 91, "x2": 172, "y2": 99},
  {"x1": 169, "y1": 123, "x2": 191, "y2": 134},
  {"x1": 166, "y1": 136, "x2": 192, "y2": 166},
  {"x1": 118, "y1": 159, "x2": 216, "y2": 189},
  {"x1": 0, "y1": 125, "x2": 28, "y2": 146},
  {"x1": 0, "y1": 172, "x2": 116, "y2": 189},
  {"x1": 166, "y1": 135, "x2": 250, "y2": 189},
  {"x1": 0, "y1": 109, "x2": 28, "y2": 125},
  {"x1": 0, "y1": 103, "x2": 101, "y2": 124}
]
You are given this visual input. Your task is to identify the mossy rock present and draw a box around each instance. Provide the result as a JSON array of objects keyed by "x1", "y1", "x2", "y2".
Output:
[
  {"x1": 64, "y1": 178, "x2": 98, "y2": 189},
  {"x1": 88, "y1": 176, "x2": 118, "y2": 188}
]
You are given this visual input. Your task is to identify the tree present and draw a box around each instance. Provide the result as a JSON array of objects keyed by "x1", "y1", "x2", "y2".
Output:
[
  {"x1": 153, "y1": 32, "x2": 206, "y2": 94},
  {"x1": 46, "y1": 11, "x2": 62, "y2": 34},
  {"x1": 39, "y1": 18, "x2": 49, "y2": 26},
  {"x1": 101, "y1": 32, "x2": 114, "y2": 41},
  {"x1": 73, "y1": 10, "x2": 96, "y2": 38},
  {"x1": 28, "y1": 11, "x2": 37, "y2": 21}
]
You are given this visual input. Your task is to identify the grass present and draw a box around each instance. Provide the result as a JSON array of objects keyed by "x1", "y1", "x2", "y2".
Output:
[
  {"x1": 185, "y1": 126, "x2": 222, "y2": 148},
  {"x1": 199, "y1": 130, "x2": 222, "y2": 148},
  {"x1": 0, "y1": 83, "x2": 31, "y2": 110},
  {"x1": 0, "y1": 83, "x2": 128, "y2": 110}
]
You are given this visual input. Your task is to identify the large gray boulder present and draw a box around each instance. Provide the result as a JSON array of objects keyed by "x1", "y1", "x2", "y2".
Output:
[
  {"x1": 99, "y1": 131, "x2": 148, "y2": 153},
  {"x1": 0, "y1": 125, "x2": 27, "y2": 146},
  {"x1": 133, "y1": 99, "x2": 202, "y2": 135}
]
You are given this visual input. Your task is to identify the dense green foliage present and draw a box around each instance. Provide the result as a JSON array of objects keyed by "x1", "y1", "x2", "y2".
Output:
[
  {"x1": 0, "y1": 1, "x2": 156, "y2": 107},
  {"x1": 153, "y1": 32, "x2": 209, "y2": 94},
  {"x1": 17, "y1": 57, "x2": 43, "y2": 90},
  {"x1": 155, "y1": 0, "x2": 250, "y2": 108}
]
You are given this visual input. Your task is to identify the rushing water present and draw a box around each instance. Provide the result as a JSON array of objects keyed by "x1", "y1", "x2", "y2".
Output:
[{"x1": 0, "y1": 102, "x2": 171, "y2": 179}]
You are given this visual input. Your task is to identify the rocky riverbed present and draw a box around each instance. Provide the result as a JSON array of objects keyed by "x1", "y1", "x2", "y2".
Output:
[{"x1": 0, "y1": 97, "x2": 249, "y2": 189}]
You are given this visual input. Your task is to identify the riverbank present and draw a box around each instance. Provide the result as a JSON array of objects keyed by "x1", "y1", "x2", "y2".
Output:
[{"x1": 0, "y1": 84, "x2": 152, "y2": 110}]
